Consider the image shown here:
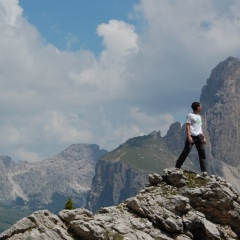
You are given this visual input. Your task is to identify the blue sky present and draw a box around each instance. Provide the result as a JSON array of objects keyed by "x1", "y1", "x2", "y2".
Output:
[
  {"x1": 19, "y1": 0, "x2": 139, "y2": 53},
  {"x1": 1, "y1": 0, "x2": 240, "y2": 162}
]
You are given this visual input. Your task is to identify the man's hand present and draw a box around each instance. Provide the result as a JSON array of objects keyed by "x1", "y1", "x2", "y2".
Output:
[{"x1": 188, "y1": 136, "x2": 193, "y2": 143}]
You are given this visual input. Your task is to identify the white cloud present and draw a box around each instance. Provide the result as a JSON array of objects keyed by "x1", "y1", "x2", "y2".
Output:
[
  {"x1": 97, "y1": 20, "x2": 139, "y2": 64},
  {"x1": 0, "y1": 0, "x2": 22, "y2": 26},
  {"x1": 130, "y1": 107, "x2": 175, "y2": 135},
  {"x1": 43, "y1": 111, "x2": 93, "y2": 143},
  {"x1": 1, "y1": 125, "x2": 29, "y2": 145},
  {"x1": 1, "y1": 0, "x2": 240, "y2": 161},
  {"x1": 15, "y1": 148, "x2": 43, "y2": 163}
]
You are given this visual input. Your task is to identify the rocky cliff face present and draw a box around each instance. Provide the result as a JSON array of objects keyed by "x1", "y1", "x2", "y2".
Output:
[
  {"x1": 199, "y1": 56, "x2": 240, "y2": 193},
  {"x1": 201, "y1": 56, "x2": 240, "y2": 166},
  {"x1": 1, "y1": 169, "x2": 239, "y2": 240},
  {"x1": 0, "y1": 144, "x2": 107, "y2": 212},
  {"x1": 86, "y1": 159, "x2": 147, "y2": 213}
]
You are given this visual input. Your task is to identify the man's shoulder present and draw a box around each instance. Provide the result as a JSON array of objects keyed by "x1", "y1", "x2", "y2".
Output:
[
  {"x1": 187, "y1": 112, "x2": 200, "y2": 117},
  {"x1": 186, "y1": 113, "x2": 201, "y2": 122},
  {"x1": 187, "y1": 112, "x2": 194, "y2": 117}
]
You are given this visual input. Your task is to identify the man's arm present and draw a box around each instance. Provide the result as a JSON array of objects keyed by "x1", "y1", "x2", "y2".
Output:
[
  {"x1": 186, "y1": 123, "x2": 193, "y2": 143},
  {"x1": 201, "y1": 127, "x2": 207, "y2": 144}
]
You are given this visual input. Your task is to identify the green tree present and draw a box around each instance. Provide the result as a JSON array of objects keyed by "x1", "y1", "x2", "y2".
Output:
[{"x1": 64, "y1": 198, "x2": 75, "y2": 210}]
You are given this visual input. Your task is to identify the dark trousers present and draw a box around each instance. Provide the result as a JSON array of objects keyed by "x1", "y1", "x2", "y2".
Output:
[{"x1": 175, "y1": 134, "x2": 207, "y2": 172}]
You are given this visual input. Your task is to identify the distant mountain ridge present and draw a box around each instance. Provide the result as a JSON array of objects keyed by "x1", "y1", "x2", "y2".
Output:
[{"x1": 0, "y1": 144, "x2": 107, "y2": 212}]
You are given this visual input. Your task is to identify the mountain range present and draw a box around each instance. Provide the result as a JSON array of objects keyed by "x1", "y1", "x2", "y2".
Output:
[
  {"x1": 0, "y1": 56, "x2": 240, "y2": 232},
  {"x1": 0, "y1": 144, "x2": 107, "y2": 213}
]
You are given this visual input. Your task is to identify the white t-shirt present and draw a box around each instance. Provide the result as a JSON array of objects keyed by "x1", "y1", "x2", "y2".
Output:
[{"x1": 186, "y1": 113, "x2": 202, "y2": 136}]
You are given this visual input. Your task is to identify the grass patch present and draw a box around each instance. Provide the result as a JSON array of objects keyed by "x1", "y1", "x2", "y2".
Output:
[
  {"x1": 103, "y1": 141, "x2": 176, "y2": 173},
  {"x1": 116, "y1": 204, "x2": 125, "y2": 214},
  {"x1": 136, "y1": 195, "x2": 144, "y2": 201},
  {"x1": 104, "y1": 231, "x2": 124, "y2": 240},
  {"x1": 184, "y1": 172, "x2": 209, "y2": 188},
  {"x1": 160, "y1": 185, "x2": 178, "y2": 196}
]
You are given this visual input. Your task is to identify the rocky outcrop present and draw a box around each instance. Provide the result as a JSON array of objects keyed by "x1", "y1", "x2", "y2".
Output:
[
  {"x1": 0, "y1": 144, "x2": 107, "y2": 212},
  {"x1": 1, "y1": 168, "x2": 239, "y2": 240},
  {"x1": 0, "y1": 210, "x2": 72, "y2": 240}
]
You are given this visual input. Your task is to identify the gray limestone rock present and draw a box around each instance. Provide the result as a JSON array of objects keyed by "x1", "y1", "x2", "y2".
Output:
[
  {"x1": 201, "y1": 57, "x2": 240, "y2": 175},
  {"x1": 148, "y1": 173, "x2": 162, "y2": 185},
  {"x1": 0, "y1": 144, "x2": 107, "y2": 211},
  {"x1": 0, "y1": 210, "x2": 72, "y2": 240},
  {"x1": 1, "y1": 168, "x2": 240, "y2": 239}
]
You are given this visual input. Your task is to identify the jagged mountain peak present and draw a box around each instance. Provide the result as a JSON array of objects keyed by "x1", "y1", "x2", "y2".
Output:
[
  {"x1": 0, "y1": 143, "x2": 108, "y2": 214},
  {"x1": 57, "y1": 143, "x2": 107, "y2": 162},
  {"x1": 165, "y1": 122, "x2": 182, "y2": 137},
  {"x1": 200, "y1": 56, "x2": 240, "y2": 167},
  {"x1": 118, "y1": 130, "x2": 161, "y2": 148},
  {"x1": 0, "y1": 156, "x2": 14, "y2": 168},
  {"x1": 201, "y1": 56, "x2": 240, "y2": 110}
]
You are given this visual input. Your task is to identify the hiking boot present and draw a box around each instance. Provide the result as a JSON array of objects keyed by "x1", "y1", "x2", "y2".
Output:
[{"x1": 202, "y1": 171, "x2": 208, "y2": 177}]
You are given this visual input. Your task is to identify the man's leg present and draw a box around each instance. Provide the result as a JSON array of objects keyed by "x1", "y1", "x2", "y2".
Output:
[
  {"x1": 175, "y1": 139, "x2": 193, "y2": 169},
  {"x1": 195, "y1": 137, "x2": 207, "y2": 172}
]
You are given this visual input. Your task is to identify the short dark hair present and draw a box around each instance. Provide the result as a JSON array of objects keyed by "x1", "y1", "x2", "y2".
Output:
[{"x1": 191, "y1": 102, "x2": 201, "y2": 111}]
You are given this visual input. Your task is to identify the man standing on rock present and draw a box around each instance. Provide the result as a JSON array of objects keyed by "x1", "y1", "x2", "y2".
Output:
[{"x1": 175, "y1": 102, "x2": 208, "y2": 176}]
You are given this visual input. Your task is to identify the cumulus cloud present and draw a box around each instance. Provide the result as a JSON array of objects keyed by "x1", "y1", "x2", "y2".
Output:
[
  {"x1": 130, "y1": 107, "x2": 175, "y2": 134},
  {"x1": 1, "y1": 0, "x2": 240, "y2": 161},
  {"x1": 0, "y1": 0, "x2": 22, "y2": 26},
  {"x1": 15, "y1": 148, "x2": 43, "y2": 163},
  {"x1": 43, "y1": 111, "x2": 93, "y2": 143},
  {"x1": 97, "y1": 19, "x2": 139, "y2": 63}
]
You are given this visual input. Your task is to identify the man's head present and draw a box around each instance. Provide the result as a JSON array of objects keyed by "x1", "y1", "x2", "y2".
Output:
[{"x1": 191, "y1": 102, "x2": 202, "y2": 112}]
